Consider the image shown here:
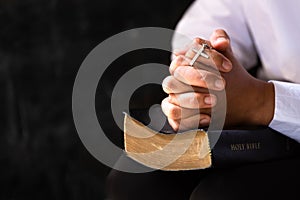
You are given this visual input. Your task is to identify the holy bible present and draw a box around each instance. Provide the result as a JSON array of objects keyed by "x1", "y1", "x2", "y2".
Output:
[{"x1": 123, "y1": 113, "x2": 300, "y2": 171}]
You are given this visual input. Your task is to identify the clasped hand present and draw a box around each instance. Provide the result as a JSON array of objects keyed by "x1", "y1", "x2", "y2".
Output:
[{"x1": 161, "y1": 29, "x2": 275, "y2": 132}]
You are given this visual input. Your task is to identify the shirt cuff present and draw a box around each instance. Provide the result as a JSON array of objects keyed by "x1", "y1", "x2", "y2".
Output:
[{"x1": 268, "y1": 80, "x2": 300, "y2": 143}]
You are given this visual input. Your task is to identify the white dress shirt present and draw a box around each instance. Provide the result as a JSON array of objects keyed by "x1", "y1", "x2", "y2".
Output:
[{"x1": 172, "y1": 0, "x2": 300, "y2": 142}]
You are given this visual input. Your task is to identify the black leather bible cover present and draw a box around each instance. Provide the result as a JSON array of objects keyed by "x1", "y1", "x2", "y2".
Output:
[{"x1": 210, "y1": 128, "x2": 300, "y2": 168}]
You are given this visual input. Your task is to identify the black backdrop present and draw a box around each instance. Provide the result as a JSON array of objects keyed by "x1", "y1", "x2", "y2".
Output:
[{"x1": 0, "y1": 0, "x2": 194, "y2": 199}]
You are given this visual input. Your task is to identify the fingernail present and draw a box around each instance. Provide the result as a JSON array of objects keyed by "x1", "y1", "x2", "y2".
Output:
[
  {"x1": 204, "y1": 95, "x2": 216, "y2": 105},
  {"x1": 216, "y1": 37, "x2": 227, "y2": 43},
  {"x1": 193, "y1": 38, "x2": 201, "y2": 44},
  {"x1": 215, "y1": 79, "x2": 225, "y2": 90},
  {"x1": 200, "y1": 118, "x2": 210, "y2": 125},
  {"x1": 222, "y1": 60, "x2": 232, "y2": 70},
  {"x1": 213, "y1": 37, "x2": 227, "y2": 46}
]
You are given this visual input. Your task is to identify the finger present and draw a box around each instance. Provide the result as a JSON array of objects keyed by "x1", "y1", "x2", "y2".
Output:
[
  {"x1": 173, "y1": 37, "x2": 212, "y2": 56},
  {"x1": 172, "y1": 38, "x2": 204, "y2": 57},
  {"x1": 192, "y1": 37, "x2": 212, "y2": 47},
  {"x1": 172, "y1": 42, "x2": 192, "y2": 57},
  {"x1": 167, "y1": 114, "x2": 211, "y2": 132},
  {"x1": 161, "y1": 97, "x2": 201, "y2": 120},
  {"x1": 162, "y1": 75, "x2": 191, "y2": 94},
  {"x1": 169, "y1": 55, "x2": 190, "y2": 75},
  {"x1": 162, "y1": 75, "x2": 209, "y2": 94},
  {"x1": 185, "y1": 43, "x2": 232, "y2": 72},
  {"x1": 173, "y1": 66, "x2": 225, "y2": 91},
  {"x1": 210, "y1": 29, "x2": 232, "y2": 53},
  {"x1": 172, "y1": 48, "x2": 188, "y2": 58},
  {"x1": 170, "y1": 36, "x2": 214, "y2": 74},
  {"x1": 161, "y1": 97, "x2": 211, "y2": 120},
  {"x1": 209, "y1": 49, "x2": 232, "y2": 72},
  {"x1": 169, "y1": 92, "x2": 216, "y2": 109}
]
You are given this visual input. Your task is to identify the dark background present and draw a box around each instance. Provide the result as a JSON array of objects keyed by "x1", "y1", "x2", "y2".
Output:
[{"x1": 0, "y1": 0, "x2": 194, "y2": 199}]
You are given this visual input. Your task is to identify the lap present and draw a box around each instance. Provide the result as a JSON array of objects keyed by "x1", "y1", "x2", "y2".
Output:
[
  {"x1": 190, "y1": 156, "x2": 300, "y2": 200},
  {"x1": 105, "y1": 155, "x2": 207, "y2": 200},
  {"x1": 106, "y1": 156, "x2": 300, "y2": 200}
]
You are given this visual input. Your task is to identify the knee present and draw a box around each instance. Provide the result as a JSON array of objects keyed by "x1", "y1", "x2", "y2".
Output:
[
  {"x1": 105, "y1": 169, "x2": 153, "y2": 200},
  {"x1": 105, "y1": 169, "x2": 127, "y2": 200}
]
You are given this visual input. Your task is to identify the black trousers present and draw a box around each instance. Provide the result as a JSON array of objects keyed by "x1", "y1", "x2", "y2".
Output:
[{"x1": 105, "y1": 155, "x2": 300, "y2": 200}]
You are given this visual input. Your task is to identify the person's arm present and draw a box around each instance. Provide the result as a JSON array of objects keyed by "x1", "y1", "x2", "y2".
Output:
[{"x1": 268, "y1": 81, "x2": 300, "y2": 142}]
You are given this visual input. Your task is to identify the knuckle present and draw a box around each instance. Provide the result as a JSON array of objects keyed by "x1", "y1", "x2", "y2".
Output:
[
  {"x1": 170, "y1": 55, "x2": 188, "y2": 73},
  {"x1": 161, "y1": 97, "x2": 182, "y2": 119},
  {"x1": 199, "y1": 70, "x2": 209, "y2": 81},
  {"x1": 162, "y1": 76, "x2": 175, "y2": 93},
  {"x1": 193, "y1": 38, "x2": 201, "y2": 44},
  {"x1": 176, "y1": 55, "x2": 186, "y2": 62},
  {"x1": 188, "y1": 93, "x2": 200, "y2": 106},
  {"x1": 168, "y1": 118, "x2": 179, "y2": 131},
  {"x1": 168, "y1": 105, "x2": 181, "y2": 119},
  {"x1": 168, "y1": 93, "x2": 177, "y2": 103},
  {"x1": 194, "y1": 92, "x2": 203, "y2": 102},
  {"x1": 171, "y1": 55, "x2": 181, "y2": 66}
]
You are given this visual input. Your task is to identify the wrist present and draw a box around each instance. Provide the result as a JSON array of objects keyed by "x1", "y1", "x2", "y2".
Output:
[{"x1": 250, "y1": 80, "x2": 275, "y2": 126}]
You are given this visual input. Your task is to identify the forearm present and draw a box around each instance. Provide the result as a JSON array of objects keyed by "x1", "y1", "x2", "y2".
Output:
[{"x1": 249, "y1": 80, "x2": 275, "y2": 127}]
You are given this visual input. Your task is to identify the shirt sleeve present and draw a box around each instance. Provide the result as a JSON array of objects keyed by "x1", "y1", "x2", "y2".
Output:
[
  {"x1": 268, "y1": 81, "x2": 300, "y2": 143},
  {"x1": 172, "y1": 0, "x2": 258, "y2": 70}
]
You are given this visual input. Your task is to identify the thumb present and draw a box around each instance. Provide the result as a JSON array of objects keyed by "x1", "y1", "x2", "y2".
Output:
[{"x1": 210, "y1": 29, "x2": 232, "y2": 53}]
